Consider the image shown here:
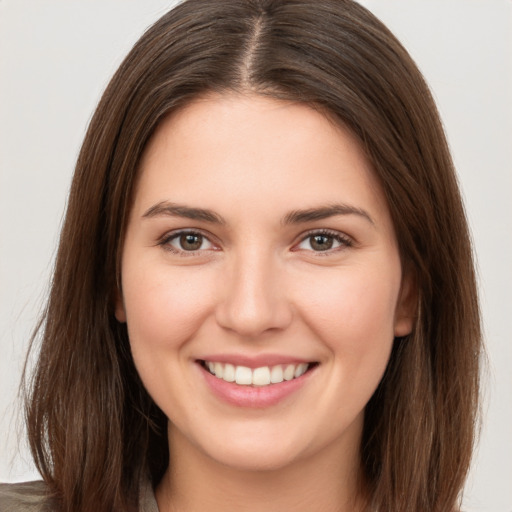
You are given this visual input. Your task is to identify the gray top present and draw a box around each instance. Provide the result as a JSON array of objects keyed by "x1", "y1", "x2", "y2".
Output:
[{"x1": 0, "y1": 478, "x2": 159, "y2": 512}]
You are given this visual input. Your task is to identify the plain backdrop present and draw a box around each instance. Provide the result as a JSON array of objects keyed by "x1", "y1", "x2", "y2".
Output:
[{"x1": 0, "y1": 1, "x2": 511, "y2": 511}]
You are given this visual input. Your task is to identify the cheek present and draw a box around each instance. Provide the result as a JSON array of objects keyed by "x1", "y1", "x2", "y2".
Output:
[
  {"x1": 120, "y1": 266, "x2": 218, "y2": 418},
  {"x1": 303, "y1": 268, "x2": 399, "y2": 335},
  {"x1": 296, "y1": 264, "x2": 400, "y2": 427},
  {"x1": 295, "y1": 262, "x2": 401, "y2": 370},
  {"x1": 121, "y1": 264, "x2": 216, "y2": 351}
]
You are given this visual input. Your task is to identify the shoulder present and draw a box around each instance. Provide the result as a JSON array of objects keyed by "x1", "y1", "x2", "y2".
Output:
[{"x1": 0, "y1": 481, "x2": 57, "y2": 512}]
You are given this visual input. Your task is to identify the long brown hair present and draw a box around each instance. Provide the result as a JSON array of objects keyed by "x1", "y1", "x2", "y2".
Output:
[{"x1": 24, "y1": 1, "x2": 481, "y2": 511}]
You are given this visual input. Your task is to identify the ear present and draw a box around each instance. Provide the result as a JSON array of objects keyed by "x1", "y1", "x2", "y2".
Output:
[
  {"x1": 393, "y1": 270, "x2": 417, "y2": 337},
  {"x1": 114, "y1": 288, "x2": 127, "y2": 323}
]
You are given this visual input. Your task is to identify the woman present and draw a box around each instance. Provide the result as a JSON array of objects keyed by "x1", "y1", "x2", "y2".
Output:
[{"x1": 0, "y1": 1, "x2": 481, "y2": 511}]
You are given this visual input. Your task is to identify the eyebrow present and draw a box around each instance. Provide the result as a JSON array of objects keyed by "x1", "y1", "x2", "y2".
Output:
[
  {"x1": 142, "y1": 201, "x2": 226, "y2": 224},
  {"x1": 282, "y1": 203, "x2": 374, "y2": 226},
  {"x1": 142, "y1": 201, "x2": 374, "y2": 226}
]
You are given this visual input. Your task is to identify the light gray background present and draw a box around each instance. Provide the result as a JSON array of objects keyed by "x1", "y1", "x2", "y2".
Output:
[{"x1": 0, "y1": 1, "x2": 510, "y2": 510}]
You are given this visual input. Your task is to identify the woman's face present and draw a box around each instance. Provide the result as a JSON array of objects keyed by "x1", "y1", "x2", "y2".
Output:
[{"x1": 116, "y1": 94, "x2": 414, "y2": 472}]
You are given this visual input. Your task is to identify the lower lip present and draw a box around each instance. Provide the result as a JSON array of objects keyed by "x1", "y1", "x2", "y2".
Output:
[{"x1": 198, "y1": 363, "x2": 314, "y2": 408}]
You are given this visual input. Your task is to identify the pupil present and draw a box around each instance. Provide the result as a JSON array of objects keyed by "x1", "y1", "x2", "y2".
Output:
[
  {"x1": 180, "y1": 233, "x2": 202, "y2": 251},
  {"x1": 311, "y1": 235, "x2": 333, "y2": 251}
]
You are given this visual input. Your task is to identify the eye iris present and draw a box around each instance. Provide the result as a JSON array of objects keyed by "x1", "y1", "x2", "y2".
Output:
[
  {"x1": 180, "y1": 233, "x2": 203, "y2": 251},
  {"x1": 310, "y1": 234, "x2": 333, "y2": 251}
]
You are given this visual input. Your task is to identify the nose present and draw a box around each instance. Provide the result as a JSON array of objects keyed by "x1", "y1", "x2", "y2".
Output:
[{"x1": 215, "y1": 249, "x2": 293, "y2": 338}]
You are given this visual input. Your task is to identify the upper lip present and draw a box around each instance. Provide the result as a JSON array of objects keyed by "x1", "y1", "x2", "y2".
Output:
[{"x1": 197, "y1": 354, "x2": 315, "y2": 368}]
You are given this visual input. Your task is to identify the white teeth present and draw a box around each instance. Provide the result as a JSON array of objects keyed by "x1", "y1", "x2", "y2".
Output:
[
  {"x1": 252, "y1": 366, "x2": 271, "y2": 386},
  {"x1": 205, "y1": 361, "x2": 311, "y2": 386},
  {"x1": 214, "y1": 362, "x2": 224, "y2": 379},
  {"x1": 235, "y1": 366, "x2": 252, "y2": 385},
  {"x1": 294, "y1": 363, "x2": 308, "y2": 378},
  {"x1": 270, "y1": 365, "x2": 284, "y2": 384},
  {"x1": 223, "y1": 363, "x2": 235, "y2": 382},
  {"x1": 283, "y1": 364, "x2": 295, "y2": 381}
]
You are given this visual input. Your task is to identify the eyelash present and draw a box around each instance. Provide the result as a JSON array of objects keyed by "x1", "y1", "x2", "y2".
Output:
[
  {"x1": 158, "y1": 229, "x2": 217, "y2": 256},
  {"x1": 293, "y1": 229, "x2": 354, "y2": 255},
  {"x1": 157, "y1": 228, "x2": 353, "y2": 256}
]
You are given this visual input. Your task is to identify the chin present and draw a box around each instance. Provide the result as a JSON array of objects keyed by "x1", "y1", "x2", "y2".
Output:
[
  {"x1": 176, "y1": 421, "x2": 310, "y2": 473},
  {"x1": 205, "y1": 443, "x2": 303, "y2": 472}
]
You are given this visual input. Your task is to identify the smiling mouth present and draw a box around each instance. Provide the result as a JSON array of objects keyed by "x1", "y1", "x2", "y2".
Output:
[{"x1": 199, "y1": 360, "x2": 318, "y2": 387}]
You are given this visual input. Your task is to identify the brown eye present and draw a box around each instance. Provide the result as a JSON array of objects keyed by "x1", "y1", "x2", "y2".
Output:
[
  {"x1": 295, "y1": 231, "x2": 351, "y2": 253},
  {"x1": 309, "y1": 234, "x2": 334, "y2": 251},
  {"x1": 162, "y1": 231, "x2": 215, "y2": 253},
  {"x1": 179, "y1": 233, "x2": 204, "y2": 251}
]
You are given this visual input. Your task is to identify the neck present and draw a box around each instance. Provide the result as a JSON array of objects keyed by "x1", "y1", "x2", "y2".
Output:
[{"x1": 155, "y1": 423, "x2": 367, "y2": 512}]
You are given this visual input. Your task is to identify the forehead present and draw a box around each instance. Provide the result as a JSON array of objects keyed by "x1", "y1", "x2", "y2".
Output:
[{"x1": 133, "y1": 93, "x2": 390, "y2": 227}]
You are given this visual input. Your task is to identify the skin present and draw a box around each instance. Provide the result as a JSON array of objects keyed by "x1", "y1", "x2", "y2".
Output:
[{"x1": 116, "y1": 93, "x2": 415, "y2": 512}]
